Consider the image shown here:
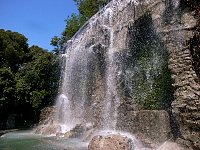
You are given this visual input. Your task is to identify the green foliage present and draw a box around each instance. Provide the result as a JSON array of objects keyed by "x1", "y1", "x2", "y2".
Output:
[
  {"x1": 0, "y1": 29, "x2": 28, "y2": 72},
  {"x1": 126, "y1": 13, "x2": 174, "y2": 110},
  {"x1": 143, "y1": 66, "x2": 173, "y2": 110},
  {"x1": 50, "y1": 36, "x2": 61, "y2": 54},
  {"x1": 78, "y1": 0, "x2": 99, "y2": 19},
  {"x1": 0, "y1": 29, "x2": 60, "y2": 128},
  {"x1": 16, "y1": 45, "x2": 60, "y2": 109},
  {"x1": 130, "y1": 43, "x2": 173, "y2": 110},
  {"x1": 31, "y1": 90, "x2": 47, "y2": 109},
  {"x1": 15, "y1": 77, "x2": 30, "y2": 104},
  {"x1": 63, "y1": 13, "x2": 84, "y2": 40},
  {"x1": 0, "y1": 67, "x2": 15, "y2": 112}
]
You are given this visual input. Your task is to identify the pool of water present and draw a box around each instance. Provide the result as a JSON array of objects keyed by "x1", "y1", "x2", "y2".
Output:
[{"x1": 0, "y1": 130, "x2": 88, "y2": 150}]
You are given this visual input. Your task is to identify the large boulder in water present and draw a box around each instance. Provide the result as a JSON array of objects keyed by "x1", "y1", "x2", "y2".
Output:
[
  {"x1": 62, "y1": 124, "x2": 86, "y2": 138},
  {"x1": 88, "y1": 134, "x2": 134, "y2": 150},
  {"x1": 62, "y1": 123, "x2": 95, "y2": 139}
]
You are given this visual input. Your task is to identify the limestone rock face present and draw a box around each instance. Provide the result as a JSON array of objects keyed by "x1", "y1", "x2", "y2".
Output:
[
  {"x1": 88, "y1": 134, "x2": 133, "y2": 150},
  {"x1": 134, "y1": 110, "x2": 171, "y2": 143},
  {"x1": 118, "y1": 110, "x2": 171, "y2": 147},
  {"x1": 34, "y1": 106, "x2": 56, "y2": 134},
  {"x1": 38, "y1": 106, "x2": 55, "y2": 125},
  {"x1": 162, "y1": 2, "x2": 200, "y2": 149}
]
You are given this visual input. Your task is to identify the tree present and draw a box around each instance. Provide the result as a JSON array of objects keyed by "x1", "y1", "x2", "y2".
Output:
[
  {"x1": 50, "y1": 36, "x2": 61, "y2": 54},
  {"x1": 0, "y1": 30, "x2": 60, "y2": 128},
  {"x1": 63, "y1": 13, "x2": 83, "y2": 40},
  {"x1": 77, "y1": 0, "x2": 99, "y2": 19},
  {"x1": 74, "y1": 0, "x2": 108, "y2": 10},
  {"x1": 0, "y1": 67, "x2": 15, "y2": 114},
  {"x1": 0, "y1": 29, "x2": 29, "y2": 72},
  {"x1": 17, "y1": 46, "x2": 60, "y2": 109}
]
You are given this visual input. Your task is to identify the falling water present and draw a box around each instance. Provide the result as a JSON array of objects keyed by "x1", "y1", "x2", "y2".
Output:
[
  {"x1": 54, "y1": 94, "x2": 72, "y2": 132},
  {"x1": 53, "y1": 0, "x2": 142, "y2": 133},
  {"x1": 54, "y1": 41, "x2": 91, "y2": 133},
  {"x1": 35, "y1": 1, "x2": 175, "y2": 149},
  {"x1": 99, "y1": 4, "x2": 120, "y2": 130},
  {"x1": 101, "y1": 32, "x2": 121, "y2": 130},
  {"x1": 100, "y1": 0, "x2": 142, "y2": 131}
]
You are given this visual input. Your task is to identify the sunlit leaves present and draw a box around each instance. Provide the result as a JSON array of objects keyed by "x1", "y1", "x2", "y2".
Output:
[
  {"x1": 0, "y1": 29, "x2": 28, "y2": 72},
  {"x1": 63, "y1": 13, "x2": 83, "y2": 40},
  {"x1": 0, "y1": 30, "x2": 60, "y2": 125}
]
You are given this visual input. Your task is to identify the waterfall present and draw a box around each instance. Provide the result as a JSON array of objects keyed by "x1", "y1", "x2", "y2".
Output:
[
  {"x1": 36, "y1": 1, "x2": 171, "y2": 148},
  {"x1": 99, "y1": 0, "x2": 141, "y2": 131},
  {"x1": 37, "y1": 0, "x2": 145, "y2": 134},
  {"x1": 54, "y1": 21, "x2": 121, "y2": 133},
  {"x1": 53, "y1": 41, "x2": 91, "y2": 133},
  {"x1": 101, "y1": 29, "x2": 120, "y2": 130},
  {"x1": 99, "y1": 6, "x2": 120, "y2": 130},
  {"x1": 54, "y1": 94, "x2": 72, "y2": 132}
]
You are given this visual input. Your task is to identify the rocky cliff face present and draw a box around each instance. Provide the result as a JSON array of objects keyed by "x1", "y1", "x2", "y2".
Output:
[
  {"x1": 63, "y1": 0, "x2": 173, "y2": 129},
  {"x1": 166, "y1": 0, "x2": 200, "y2": 149}
]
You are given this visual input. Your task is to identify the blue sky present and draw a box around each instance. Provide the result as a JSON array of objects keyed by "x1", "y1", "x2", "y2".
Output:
[{"x1": 0, "y1": 0, "x2": 78, "y2": 51}]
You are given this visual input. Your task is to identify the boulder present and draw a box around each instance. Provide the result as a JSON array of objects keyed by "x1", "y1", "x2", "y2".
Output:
[
  {"x1": 64, "y1": 123, "x2": 95, "y2": 139},
  {"x1": 88, "y1": 134, "x2": 134, "y2": 150}
]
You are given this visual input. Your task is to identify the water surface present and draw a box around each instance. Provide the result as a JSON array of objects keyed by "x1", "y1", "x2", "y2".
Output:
[{"x1": 0, "y1": 130, "x2": 88, "y2": 150}]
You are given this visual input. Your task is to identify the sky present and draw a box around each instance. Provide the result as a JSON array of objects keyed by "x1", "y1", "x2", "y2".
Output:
[{"x1": 0, "y1": 0, "x2": 78, "y2": 51}]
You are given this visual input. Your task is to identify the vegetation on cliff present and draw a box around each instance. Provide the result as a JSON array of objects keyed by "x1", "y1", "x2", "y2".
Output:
[
  {"x1": 125, "y1": 13, "x2": 174, "y2": 110},
  {"x1": 51, "y1": 0, "x2": 109, "y2": 53},
  {"x1": 0, "y1": 29, "x2": 60, "y2": 128}
]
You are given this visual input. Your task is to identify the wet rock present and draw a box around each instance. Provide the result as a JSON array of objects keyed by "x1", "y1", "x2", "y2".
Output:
[
  {"x1": 135, "y1": 133, "x2": 158, "y2": 149},
  {"x1": 64, "y1": 131, "x2": 74, "y2": 138},
  {"x1": 38, "y1": 106, "x2": 55, "y2": 125},
  {"x1": 35, "y1": 124, "x2": 61, "y2": 135},
  {"x1": 157, "y1": 141, "x2": 187, "y2": 150},
  {"x1": 34, "y1": 106, "x2": 56, "y2": 134},
  {"x1": 63, "y1": 123, "x2": 95, "y2": 139},
  {"x1": 56, "y1": 132, "x2": 65, "y2": 137},
  {"x1": 6, "y1": 114, "x2": 16, "y2": 129},
  {"x1": 33, "y1": 1, "x2": 199, "y2": 150},
  {"x1": 63, "y1": 128, "x2": 81, "y2": 139},
  {"x1": 181, "y1": 12, "x2": 197, "y2": 29},
  {"x1": 88, "y1": 134, "x2": 133, "y2": 150},
  {"x1": 165, "y1": 3, "x2": 200, "y2": 148},
  {"x1": 118, "y1": 110, "x2": 171, "y2": 145}
]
